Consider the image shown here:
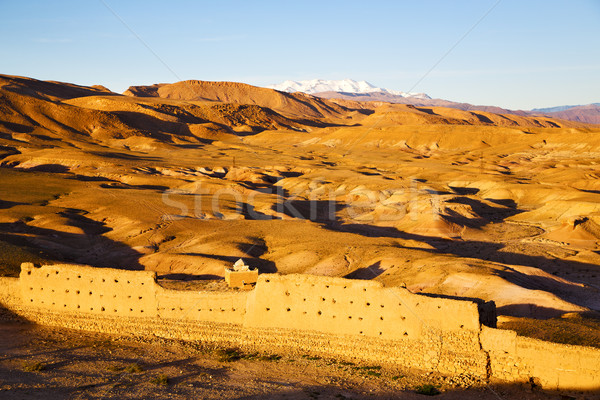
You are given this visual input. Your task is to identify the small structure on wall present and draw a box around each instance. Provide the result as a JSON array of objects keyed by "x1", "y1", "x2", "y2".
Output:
[{"x1": 224, "y1": 259, "x2": 258, "y2": 289}]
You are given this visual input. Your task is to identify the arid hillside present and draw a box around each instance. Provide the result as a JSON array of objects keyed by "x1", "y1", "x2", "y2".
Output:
[
  {"x1": 124, "y1": 80, "x2": 352, "y2": 121},
  {"x1": 1, "y1": 74, "x2": 600, "y2": 322}
]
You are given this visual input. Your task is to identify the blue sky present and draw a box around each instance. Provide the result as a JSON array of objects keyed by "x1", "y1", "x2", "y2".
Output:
[{"x1": 1, "y1": 0, "x2": 599, "y2": 109}]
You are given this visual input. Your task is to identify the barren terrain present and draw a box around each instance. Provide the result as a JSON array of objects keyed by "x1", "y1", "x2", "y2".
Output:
[
  {"x1": 1, "y1": 73, "x2": 600, "y2": 395},
  {"x1": 0, "y1": 321, "x2": 577, "y2": 399},
  {"x1": 2, "y1": 74, "x2": 600, "y2": 318}
]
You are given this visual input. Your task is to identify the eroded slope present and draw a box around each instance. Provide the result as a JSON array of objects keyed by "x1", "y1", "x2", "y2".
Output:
[{"x1": 1, "y1": 74, "x2": 599, "y2": 319}]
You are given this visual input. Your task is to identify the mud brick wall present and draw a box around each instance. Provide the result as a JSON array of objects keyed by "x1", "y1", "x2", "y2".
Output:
[
  {"x1": 19, "y1": 263, "x2": 158, "y2": 317},
  {"x1": 0, "y1": 276, "x2": 19, "y2": 310},
  {"x1": 481, "y1": 326, "x2": 600, "y2": 391},
  {"x1": 156, "y1": 286, "x2": 248, "y2": 324},
  {"x1": 245, "y1": 274, "x2": 483, "y2": 338},
  {"x1": 1, "y1": 263, "x2": 600, "y2": 391}
]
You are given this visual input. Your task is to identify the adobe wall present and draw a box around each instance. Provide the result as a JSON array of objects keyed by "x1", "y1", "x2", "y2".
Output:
[
  {"x1": 0, "y1": 276, "x2": 20, "y2": 309},
  {"x1": 1, "y1": 263, "x2": 490, "y2": 378},
  {"x1": 156, "y1": 286, "x2": 248, "y2": 324},
  {"x1": 1, "y1": 263, "x2": 600, "y2": 391},
  {"x1": 244, "y1": 274, "x2": 488, "y2": 375},
  {"x1": 246, "y1": 274, "x2": 482, "y2": 337},
  {"x1": 20, "y1": 263, "x2": 159, "y2": 317},
  {"x1": 17, "y1": 263, "x2": 250, "y2": 325},
  {"x1": 481, "y1": 326, "x2": 600, "y2": 391}
]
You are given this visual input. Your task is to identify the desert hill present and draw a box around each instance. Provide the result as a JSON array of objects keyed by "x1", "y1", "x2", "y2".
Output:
[
  {"x1": 123, "y1": 78, "x2": 587, "y2": 130},
  {"x1": 0, "y1": 74, "x2": 143, "y2": 141},
  {"x1": 2, "y1": 74, "x2": 580, "y2": 150},
  {"x1": 124, "y1": 80, "x2": 351, "y2": 120},
  {"x1": 0, "y1": 74, "x2": 335, "y2": 146},
  {"x1": 1, "y1": 74, "x2": 600, "y2": 321},
  {"x1": 0, "y1": 74, "x2": 115, "y2": 101}
]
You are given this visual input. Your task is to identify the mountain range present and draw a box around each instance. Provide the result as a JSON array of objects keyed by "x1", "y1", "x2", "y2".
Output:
[
  {"x1": 266, "y1": 79, "x2": 430, "y2": 100},
  {"x1": 266, "y1": 79, "x2": 599, "y2": 124},
  {"x1": 532, "y1": 103, "x2": 600, "y2": 124}
]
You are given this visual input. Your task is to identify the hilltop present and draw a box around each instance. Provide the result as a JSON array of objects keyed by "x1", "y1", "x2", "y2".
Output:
[{"x1": 124, "y1": 79, "x2": 350, "y2": 121}]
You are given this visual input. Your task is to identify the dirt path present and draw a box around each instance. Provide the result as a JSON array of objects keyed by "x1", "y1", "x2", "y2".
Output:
[{"x1": 0, "y1": 321, "x2": 578, "y2": 399}]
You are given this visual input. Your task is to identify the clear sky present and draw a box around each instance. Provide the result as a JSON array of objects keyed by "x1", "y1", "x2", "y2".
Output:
[{"x1": 1, "y1": 0, "x2": 599, "y2": 110}]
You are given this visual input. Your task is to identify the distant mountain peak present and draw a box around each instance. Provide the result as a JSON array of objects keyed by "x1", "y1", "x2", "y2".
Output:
[{"x1": 266, "y1": 78, "x2": 430, "y2": 100}]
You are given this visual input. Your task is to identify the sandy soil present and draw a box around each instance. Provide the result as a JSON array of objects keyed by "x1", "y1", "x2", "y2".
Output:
[{"x1": 0, "y1": 320, "x2": 578, "y2": 400}]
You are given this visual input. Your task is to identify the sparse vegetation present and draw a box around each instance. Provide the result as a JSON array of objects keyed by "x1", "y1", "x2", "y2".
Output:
[
  {"x1": 216, "y1": 348, "x2": 281, "y2": 362},
  {"x1": 355, "y1": 365, "x2": 381, "y2": 371},
  {"x1": 151, "y1": 374, "x2": 170, "y2": 386},
  {"x1": 22, "y1": 361, "x2": 46, "y2": 372},
  {"x1": 353, "y1": 365, "x2": 382, "y2": 377},
  {"x1": 124, "y1": 363, "x2": 144, "y2": 373},
  {"x1": 216, "y1": 348, "x2": 245, "y2": 362},
  {"x1": 415, "y1": 384, "x2": 439, "y2": 395},
  {"x1": 259, "y1": 354, "x2": 282, "y2": 361},
  {"x1": 301, "y1": 354, "x2": 321, "y2": 361}
]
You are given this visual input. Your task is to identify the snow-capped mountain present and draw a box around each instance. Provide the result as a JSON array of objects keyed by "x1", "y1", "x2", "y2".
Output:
[{"x1": 266, "y1": 79, "x2": 430, "y2": 100}]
